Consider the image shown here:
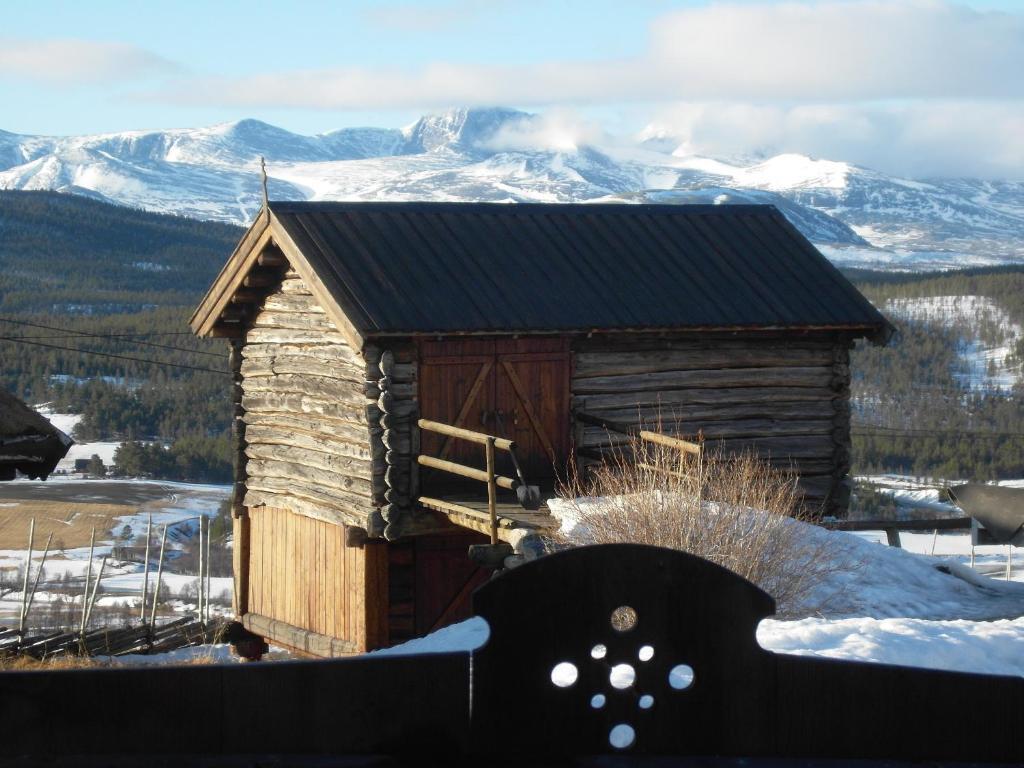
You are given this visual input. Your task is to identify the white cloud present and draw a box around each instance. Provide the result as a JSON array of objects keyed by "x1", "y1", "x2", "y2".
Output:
[
  {"x1": 155, "y1": 1, "x2": 1024, "y2": 108},
  {"x1": 479, "y1": 110, "x2": 610, "y2": 153},
  {"x1": 644, "y1": 101, "x2": 1024, "y2": 179},
  {"x1": 0, "y1": 39, "x2": 179, "y2": 86}
]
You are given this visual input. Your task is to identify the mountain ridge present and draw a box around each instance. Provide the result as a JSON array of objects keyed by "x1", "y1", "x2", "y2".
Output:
[{"x1": 2, "y1": 107, "x2": 1022, "y2": 271}]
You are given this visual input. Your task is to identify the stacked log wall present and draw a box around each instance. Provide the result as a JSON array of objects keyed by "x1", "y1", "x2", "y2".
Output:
[
  {"x1": 240, "y1": 273, "x2": 382, "y2": 532},
  {"x1": 572, "y1": 336, "x2": 853, "y2": 516}
]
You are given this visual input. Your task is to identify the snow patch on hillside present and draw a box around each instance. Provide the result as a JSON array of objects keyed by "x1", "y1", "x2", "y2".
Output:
[{"x1": 884, "y1": 295, "x2": 1022, "y2": 392}]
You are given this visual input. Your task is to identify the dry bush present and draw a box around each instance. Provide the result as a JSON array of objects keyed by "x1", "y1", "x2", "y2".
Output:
[{"x1": 556, "y1": 437, "x2": 855, "y2": 617}]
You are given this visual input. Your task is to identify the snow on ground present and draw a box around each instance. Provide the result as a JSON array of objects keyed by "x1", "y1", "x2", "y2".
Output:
[
  {"x1": 372, "y1": 493, "x2": 1024, "y2": 678},
  {"x1": 32, "y1": 408, "x2": 119, "y2": 471},
  {"x1": 0, "y1": 480, "x2": 231, "y2": 626},
  {"x1": 757, "y1": 617, "x2": 1024, "y2": 677},
  {"x1": 883, "y1": 295, "x2": 1022, "y2": 393}
]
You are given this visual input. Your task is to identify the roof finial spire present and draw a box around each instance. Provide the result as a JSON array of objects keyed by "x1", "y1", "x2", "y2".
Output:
[{"x1": 260, "y1": 156, "x2": 269, "y2": 210}]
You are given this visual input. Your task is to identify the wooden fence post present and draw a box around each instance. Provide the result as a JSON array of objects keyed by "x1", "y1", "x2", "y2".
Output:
[
  {"x1": 140, "y1": 514, "x2": 152, "y2": 621},
  {"x1": 18, "y1": 518, "x2": 35, "y2": 638},
  {"x1": 80, "y1": 527, "x2": 96, "y2": 635},
  {"x1": 149, "y1": 525, "x2": 168, "y2": 629}
]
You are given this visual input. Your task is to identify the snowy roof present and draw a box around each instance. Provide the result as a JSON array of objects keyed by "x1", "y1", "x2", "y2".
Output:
[
  {"x1": 192, "y1": 201, "x2": 892, "y2": 347},
  {"x1": 0, "y1": 391, "x2": 73, "y2": 480}
]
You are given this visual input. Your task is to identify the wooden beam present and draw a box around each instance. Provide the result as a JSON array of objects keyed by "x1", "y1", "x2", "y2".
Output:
[
  {"x1": 241, "y1": 612, "x2": 357, "y2": 657},
  {"x1": 257, "y1": 248, "x2": 288, "y2": 268},
  {"x1": 418, "y1": 419, "x2": 514, "y2": 451},
  {"x1": 416, "y1": 455, "x2": 517, "y2": 491}
]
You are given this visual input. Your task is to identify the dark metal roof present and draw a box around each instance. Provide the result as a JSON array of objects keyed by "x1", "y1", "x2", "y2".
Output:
[{"x1": 268, "y1": 201, "x2": 890, "y2": 340}]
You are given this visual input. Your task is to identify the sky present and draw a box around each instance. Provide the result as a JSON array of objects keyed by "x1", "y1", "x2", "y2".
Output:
[{"x1": 1, "y1": 0, "x2": 1022, "y2": 179}]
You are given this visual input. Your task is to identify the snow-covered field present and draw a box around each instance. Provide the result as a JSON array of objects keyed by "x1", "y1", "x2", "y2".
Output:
[{"x1": 0, "y1": 479, "x2": 231, "y2": 627}]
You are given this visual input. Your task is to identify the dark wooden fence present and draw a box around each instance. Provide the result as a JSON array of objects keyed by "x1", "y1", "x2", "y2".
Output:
[{"x1": 0, "y1": 544, "x2": 1020, "y2": 764}]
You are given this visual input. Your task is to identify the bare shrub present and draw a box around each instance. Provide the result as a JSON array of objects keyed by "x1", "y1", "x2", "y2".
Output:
[{"x1": 556, "y1": 437, "x2": 856, "y2": 617}]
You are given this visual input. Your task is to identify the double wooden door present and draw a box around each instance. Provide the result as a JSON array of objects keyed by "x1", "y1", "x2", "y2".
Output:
[{"x1": 418, "y1": 338, "x2": 571, "y2": 490}]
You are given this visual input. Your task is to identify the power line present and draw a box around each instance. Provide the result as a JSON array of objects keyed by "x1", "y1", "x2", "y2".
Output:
[
  {"x1": 0, "y1": 335, "x2": 229, "y2": 376},
  {"x1": 0, "y1": 317, "x2": 223, "y2": 358}
]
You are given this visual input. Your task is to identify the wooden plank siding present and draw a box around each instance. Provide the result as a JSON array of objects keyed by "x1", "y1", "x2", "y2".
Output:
[
  {"x1": 240, "y1": 273, "x2": 381, "y2": 532},
  {"x1": 246, "y1": 506, "x2": 389, "y2": 653},
  {"x1": 571, "y1": 335, "x2": 853, "y2": 515}
]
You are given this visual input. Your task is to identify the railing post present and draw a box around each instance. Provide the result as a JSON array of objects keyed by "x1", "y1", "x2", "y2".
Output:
[{"x1": 485, "y1": 437, "x2": 498, "y2": 546}]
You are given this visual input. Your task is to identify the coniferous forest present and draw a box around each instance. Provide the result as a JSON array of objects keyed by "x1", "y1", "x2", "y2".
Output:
[{"x1": 1, "y1": 191, "x2": 1022, "y2": 483}]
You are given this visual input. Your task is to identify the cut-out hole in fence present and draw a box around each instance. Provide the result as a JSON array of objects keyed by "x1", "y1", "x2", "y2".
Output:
[
  {"x1": 609, "y1": 723, "x2": 636, "y2": 749},
  {"x1": 638, "y1": 694, "x2": 654, "y2": 710},
  {"x1": 638, "y1": 644, "x2": 654, "y2": 662},
  {"x1": 668, "y1": 664, "x2": 695, "y2": 690},
  {"x1": 590, "y1": 644, "x2": 607, "y2": 660},
  {"x1": 610, "y1": 605, "x2": 638, "y2": 632},
  {"x1": 590, "y1": 693, "x2": 606, "y2": 709},
  {"x1": 551, "y1": 662, "x2": 578, "y2": 688},
  {"x1": 609, "y1": 663, "x2": 636, "y2": 689}
]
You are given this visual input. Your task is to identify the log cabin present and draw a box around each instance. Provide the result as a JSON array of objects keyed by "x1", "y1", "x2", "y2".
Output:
[
  {"x1": 0, "y1": 391, "x2": 72, "y2": 481},
  {"x1": 191, "y1": 201, "x2": 890, "y2": 657}
]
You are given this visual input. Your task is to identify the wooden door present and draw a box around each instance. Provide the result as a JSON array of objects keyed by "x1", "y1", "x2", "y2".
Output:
[
  {"x1": 419, "y1": 338, "x2": 570, "y2": 492},
  {"x1": 494, "y1": 347, "x2": 571, "y2": 483},
  {"x1": 418, "y1": 340, "x2": 496, "y2": 489}
]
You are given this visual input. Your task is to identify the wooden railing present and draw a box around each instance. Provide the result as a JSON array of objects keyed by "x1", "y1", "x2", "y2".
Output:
[
  {"x1": 574, "y1": 411, "x2": 703, "y2": 456},
  {"x1": 417, "y1": 419, "x2": 531, "y2": 546}
]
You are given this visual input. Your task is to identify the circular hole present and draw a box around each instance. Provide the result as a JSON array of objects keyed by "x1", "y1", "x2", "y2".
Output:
[
  {"x1": 590, "y1": 644, "x2": 607, "y2": 660},
  {"x1": 609, "y1": 723, "x2": 636, "y2": 750},
  {"x1": 638, "y1": 645, "x2": 654, "y2": 662},
  {"x1": 609, "y1": 663, "x2": 636, "y2": 689},
  {"x1": 638, "y1": 694, "x2": 654, "y2": 710},
  {"x1": 668, "y1": 664, "x2": 695, "y2": 690},
  {"x1": 610, "y1": 605, "x2": 638, "y2": 633},
  {"x1": 550, "y1": 661, "x2": 578, "y2": 688},
  {"x1": 590, "y1": 693, "x2": 606, "y2": 709}
]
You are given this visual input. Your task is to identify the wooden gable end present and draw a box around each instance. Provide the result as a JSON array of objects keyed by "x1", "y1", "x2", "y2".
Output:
[{"x1": 189, "y1": 209, "x2": 366, "y2": 353}]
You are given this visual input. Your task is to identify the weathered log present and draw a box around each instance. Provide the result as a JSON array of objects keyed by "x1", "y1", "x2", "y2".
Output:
[
  {"x1": 242, "y1": 390, "x2": 369, "y2": 420},
  {"x1": 245, "y1": 411, "x2": 370, "y2": 441},
  {"x1": 252, "y1": 311, "x2": 339, "y2": 332},
  {"x1": 573, "y1": 348, "x2": 834, "y2": 378},
  {"x1": 246, "y1": 327, "x2": 352, "y2": 345},
  {"x1": 244, "y1": 493, "x2": 371, "y2": 530},
  {"x1": 258, "y1": 248, "x2": 288, "y2": 268},
  {"x1": 573, "y1": 386, "x2": 841, "y2": 410},
  {"x1": 574, "y1": 367, "x2": 836, "y2": 395},
  {"x1": 243, "y1": 359, "x2": 367, "y2": 386},
  {"x1": 245, "y1": 443, "x2": 374, "y2": 480},
  {"x1": 246, "y1": 477, "x2": 374, "y2": 517},
  {"x1": 243, "y1": 372, "x2": 368, "y2": 402},
  {"x1": 247, "y1": 458, "x2": 374, "y2": 497},
  {"x1": 575, "y1": 401, "x2": 838, "y2": 426},
  {"x1": 573, "y1": 336, "x2": 840, "y2": 353},
  {"x1": 246, "y1": 425, "x2": 371, "y2": 463},
  {"x1": 242, "y1": 613, "x2": 356, "y2": 657},
  {"x1": 261, "y1": 293, "x2": 327, "y2": 314},
  {"x1": 581, "y1": 418, "x2": 833, "y2": 447}
]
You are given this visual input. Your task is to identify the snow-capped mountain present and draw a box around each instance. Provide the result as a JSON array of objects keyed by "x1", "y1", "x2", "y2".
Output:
[{"x1": 2, "y1": 108, "x2": 1023, "y2": 270}]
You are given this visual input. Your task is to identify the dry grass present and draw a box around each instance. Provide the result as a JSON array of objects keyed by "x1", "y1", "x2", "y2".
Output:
[
  {"x1": 556, "y1": 437, "x2": 855, "y2": 617},
  {"x1": 0, "y1": 499, "x2": 133, "y2": 549}
]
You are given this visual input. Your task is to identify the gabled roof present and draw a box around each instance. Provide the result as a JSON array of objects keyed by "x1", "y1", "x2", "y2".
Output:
[
  {"x1": 191, "y1": 201, "x2": 892, "y2": 348},
  {"x1": 0, "y1": 391, "x2": 73, "y2": 480}
]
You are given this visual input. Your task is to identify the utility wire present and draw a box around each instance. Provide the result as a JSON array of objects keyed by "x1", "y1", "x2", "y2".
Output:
[
  {"x1": 0, "y1": 335, "x2": 229, "y2": 376},
  {"x1": 0, "y1": 317, "x2": 223, "y2": 358}
]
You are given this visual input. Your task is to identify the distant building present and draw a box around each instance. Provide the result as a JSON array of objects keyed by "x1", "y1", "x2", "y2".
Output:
[
  {"x1": 193, "y1": 201, "x2": 892, "y2": 657},
  {"x1": 0, "y1": 391, "x2": 73, "y2": 480}
]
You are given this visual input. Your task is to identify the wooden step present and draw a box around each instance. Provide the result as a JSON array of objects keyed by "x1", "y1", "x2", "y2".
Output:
[{"x1": 416, "y1": 495, "x2": 556, "y2": 543}]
